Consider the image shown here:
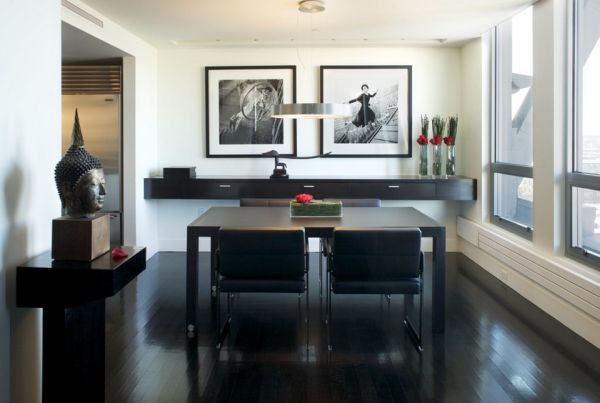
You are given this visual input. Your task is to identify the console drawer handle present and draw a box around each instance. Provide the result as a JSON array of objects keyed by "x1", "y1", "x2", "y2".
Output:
[
  {"x1": 303, "y1": 185, "x2": 315, "y2": 188},
  {"x1": 219, "y1": 184, "x2": 231, "y2": 188},
  {"x1": 388, "y1": 185, "x2": 400, "y2": 189}
]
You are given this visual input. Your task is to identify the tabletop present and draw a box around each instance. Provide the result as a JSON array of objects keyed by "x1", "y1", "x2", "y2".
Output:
[{"x1": 189, "y1": 207, "x2": 442, "y2": 231}]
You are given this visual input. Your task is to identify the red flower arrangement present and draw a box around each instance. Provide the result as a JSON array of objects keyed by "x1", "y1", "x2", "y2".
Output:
[
  {"x1": 295, "y1": 193, "x2": 314, "y2": 203},
  {"x1": 430, "y1": 136, "x2": 443, "y2": 145},
  {"x1": 417, "y1": 134, "x2": 428, "y2": 145},
  {"x1": 446, "y1": 115, "x2": 458, "y2": 146}
]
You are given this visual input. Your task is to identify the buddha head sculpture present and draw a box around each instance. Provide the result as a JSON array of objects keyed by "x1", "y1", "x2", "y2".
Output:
[{"x1": 55, "y1": 109, "x2": 106, "y2": 218}]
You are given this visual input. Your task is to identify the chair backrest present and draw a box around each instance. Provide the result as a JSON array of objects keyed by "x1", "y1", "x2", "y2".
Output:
[
  {"x1": 240, "y1": 198, "x2": 291, "y2": 207},
  {"x1": 323, "y1": 198, "x2": 381, "y2": 207},
  {"x1": 332, "y1": 228, "x2": 421, "y2": 280},
  {"x1": 218, "y1": 227, "x2": 305, "y2": 279}
]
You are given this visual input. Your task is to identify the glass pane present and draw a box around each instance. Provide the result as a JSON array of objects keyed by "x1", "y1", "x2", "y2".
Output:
[
  {"x1": 572, "y1": 187, "x2": 600, "y2": 254},
  {"x1": 496, "y1": 7, "x2": 533, "y2": 166},
  {"x1": 495, "y1": 173, "x2": 533, "y2": 228},
  {"x1": 576, "y1": 0, "x2": 600, "y2": 174}
]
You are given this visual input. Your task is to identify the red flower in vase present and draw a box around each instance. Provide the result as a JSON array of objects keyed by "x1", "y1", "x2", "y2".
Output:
[
  {"x1": 430, "y1": 136, "x2": 443, "y2": 145},
  {"x1": 295, "y1": 193, "x2": 314, "y2": 203},
  {"x1": 443, "y1": 136, "x2": 454, "y2": 145},
  {"x1": 417, "y1": 134, "x2": 428, "y2": 145}
]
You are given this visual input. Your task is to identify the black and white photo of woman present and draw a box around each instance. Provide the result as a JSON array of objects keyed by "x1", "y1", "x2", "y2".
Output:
[{"x1": 349, "y1": 84, "x2": 378, "y2": 127}]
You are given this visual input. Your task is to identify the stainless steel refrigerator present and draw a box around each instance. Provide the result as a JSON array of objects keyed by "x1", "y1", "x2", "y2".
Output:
[{"x1": 61, "y1": 91, "x2": 122, "y2": 245}]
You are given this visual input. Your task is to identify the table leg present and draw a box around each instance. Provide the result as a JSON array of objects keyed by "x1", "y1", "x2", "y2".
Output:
[
  {"x1": 432, "y1": 227, "x2": 446, "y2": 333},
  {"x1": 186, "y1": 230, "x2": 199, "y2": 334},
  {"x1": 210, "y1": 236, "x2": 218, "y2": 299},
  {"x1": 43, "y1": 300, "x2": 105, "y2": 403}
]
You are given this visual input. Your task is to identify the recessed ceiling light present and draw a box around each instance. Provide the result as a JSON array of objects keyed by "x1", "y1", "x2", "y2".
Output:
[{"x1": 298, "y1": 0, "x2": 325, "y2": 13}]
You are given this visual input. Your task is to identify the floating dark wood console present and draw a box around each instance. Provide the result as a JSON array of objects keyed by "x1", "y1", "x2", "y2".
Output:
[
  {"x1": 17, "y1": 247, "x2": 146, "y2": 403},
  {"x1": 144, "y1": 175, "x2": 477, "y2": 201}
]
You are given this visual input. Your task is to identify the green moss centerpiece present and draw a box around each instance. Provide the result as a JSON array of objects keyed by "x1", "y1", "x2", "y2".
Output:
[{"x1": 290, "y1": 194, "x2": 342, "y2": 217}]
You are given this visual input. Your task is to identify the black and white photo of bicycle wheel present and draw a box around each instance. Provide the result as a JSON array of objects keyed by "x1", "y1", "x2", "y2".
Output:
[{"x1": 218, "y1": 79, "x2": 283, "y2": 145}]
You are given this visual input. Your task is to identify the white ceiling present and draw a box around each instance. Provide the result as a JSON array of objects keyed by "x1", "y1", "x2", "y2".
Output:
[{"x1": 80, "y1": 0, "x2": 535, "y2": 48}]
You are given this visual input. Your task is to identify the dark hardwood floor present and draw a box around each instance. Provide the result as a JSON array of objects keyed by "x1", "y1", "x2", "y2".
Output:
[{"x1": 105, "y1": 252, "x2": 600, "y2": 402}]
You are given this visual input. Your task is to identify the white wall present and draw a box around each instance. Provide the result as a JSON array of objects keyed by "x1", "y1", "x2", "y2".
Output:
[
  {"x1": 0, "y1": 1, "x2": 61, "y2": 403},
  {"x1": 62, "y1": 0, "x2": 159, "y2": 257},
  {"x1": 156, "y1": 46, "x2": 464, "y2": 251}
]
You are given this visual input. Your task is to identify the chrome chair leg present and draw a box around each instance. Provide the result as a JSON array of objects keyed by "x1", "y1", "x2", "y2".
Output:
[
  {"x1": 325, "y1": 257, "x2": 330, "y2": 325},
  {"x1": 319, "y1": 239, "x2": 323, "y2": 298},
  {"x1": 306, "y1": 271, "x2": 310, "y2": 352},
  {"x1": 216, "y1": 290, "x2": 232, "y2": 349},
  {"x1": 327, "y1": 272, "x2": 332, "y2": 352},
  {"x1": 403, "y1": 277, "x2": 423, "y2": 353}
]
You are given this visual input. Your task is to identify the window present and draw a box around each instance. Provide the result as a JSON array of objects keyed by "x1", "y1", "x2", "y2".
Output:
[
  {"x1": 569, "y1": 0, "x2": 600, "y2": 266},
  {"x1": 492, "y1": 6, "x2": 534, "y2": 238}
]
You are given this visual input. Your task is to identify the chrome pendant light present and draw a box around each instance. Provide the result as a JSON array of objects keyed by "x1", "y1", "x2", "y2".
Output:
[
  {"x1": 271, "y1": 0, "x2": 352, "y2": 120},
  {"x1": 298, "y1": 0, "x2": 325, "y2": 13},
  {"x1": 271, "y1": 103, "x2": 353, "y2": 119}
]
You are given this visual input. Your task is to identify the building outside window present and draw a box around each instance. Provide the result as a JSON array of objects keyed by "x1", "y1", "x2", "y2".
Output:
[
  {"x1": 569, "y1": 0, "x2": 600, "y2": 266},
  {"x1": 492, "y1": 6, "x2": 534, "y2": 237}
]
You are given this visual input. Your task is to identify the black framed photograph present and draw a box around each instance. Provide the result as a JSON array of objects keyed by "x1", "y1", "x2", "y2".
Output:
[
  {"x1": 320, "y1": 65, "x2": 412, "y2": 157},
  {"x1": 205, "y1": 66, "x2": 297, "y2": 157}
]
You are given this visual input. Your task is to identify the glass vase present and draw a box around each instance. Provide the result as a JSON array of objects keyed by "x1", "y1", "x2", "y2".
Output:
[
  {"x1": 446, "y1": 144, "x2": 456, "y2": 176},
  {"x1": 419, "y1": 144, "x2": 428, "y2": 176},
  {"x1": 432, "y1": 144, "x2": 442, "y2": 176}
]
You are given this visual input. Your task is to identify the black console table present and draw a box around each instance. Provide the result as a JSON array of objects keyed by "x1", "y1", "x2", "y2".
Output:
[
  {"x1": 144, "y1": 175, "x2": 477, "y2": 201},
  {"x1": 16, "y1": 246, "x2": 146, "y2": 403}
]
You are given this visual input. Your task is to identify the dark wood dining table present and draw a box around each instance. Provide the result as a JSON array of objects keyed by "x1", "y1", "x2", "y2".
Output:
[{"x1": 186, "y1": 206, "x2": 446, "y2": 334}]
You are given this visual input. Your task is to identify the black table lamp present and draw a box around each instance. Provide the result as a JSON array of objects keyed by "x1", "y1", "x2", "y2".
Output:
[{"x1": 262, "y1": 150, "x2": 331, "y2": 179}]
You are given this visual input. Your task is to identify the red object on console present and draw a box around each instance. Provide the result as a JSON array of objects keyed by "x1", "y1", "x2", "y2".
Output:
[{"x1": 111, "y1": 247, "x2": 129, "y2": 259}]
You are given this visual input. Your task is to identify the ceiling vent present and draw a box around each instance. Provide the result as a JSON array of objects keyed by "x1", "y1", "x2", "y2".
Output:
[{"x1": 62, "y1": 0, "x2": 104, "y2": 28}]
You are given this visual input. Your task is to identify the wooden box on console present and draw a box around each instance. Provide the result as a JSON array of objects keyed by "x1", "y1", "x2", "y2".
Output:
[
  {"x1": 163, "y1": 166, "x2": 196, "y2": 180},
  {"x1": 52, "y1": 213, "x2": 110, "y2": 261}
]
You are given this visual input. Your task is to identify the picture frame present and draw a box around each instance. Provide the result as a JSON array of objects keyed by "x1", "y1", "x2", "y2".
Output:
[
  {"x1": 205, "y1": 65, "x2": 297, "y2": 157},
  {"x1": 320, "y1": 65, "x2": 412, "y2": 158}
]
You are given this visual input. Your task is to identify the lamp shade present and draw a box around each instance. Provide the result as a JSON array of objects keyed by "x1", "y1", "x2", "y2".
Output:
[
  {"x1": 298, "y1": 0, "x2": 325, "y2": 13},
  {"x1": 271, "y1": 103, "x2": 353, "y2": 119}
]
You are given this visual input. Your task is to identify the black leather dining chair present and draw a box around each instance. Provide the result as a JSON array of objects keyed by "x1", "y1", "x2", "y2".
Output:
[
  {"x1": 326, "y1": 227, "x2": 424, "y2": 352},
  {"x1": 318, "y1": 199, "x2": 382, "y2": 298},
  {"x1": 215, "y1": 227, "x2": 309, "y2": 350}
]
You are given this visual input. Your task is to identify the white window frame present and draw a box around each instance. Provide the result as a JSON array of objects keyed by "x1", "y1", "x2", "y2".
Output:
[
  {"x1": 567, "y1": 0, "x2": 600, "y2": 267},
  {"x1": 491, "y1": 18, "x2": 534, "y2": 239}
]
